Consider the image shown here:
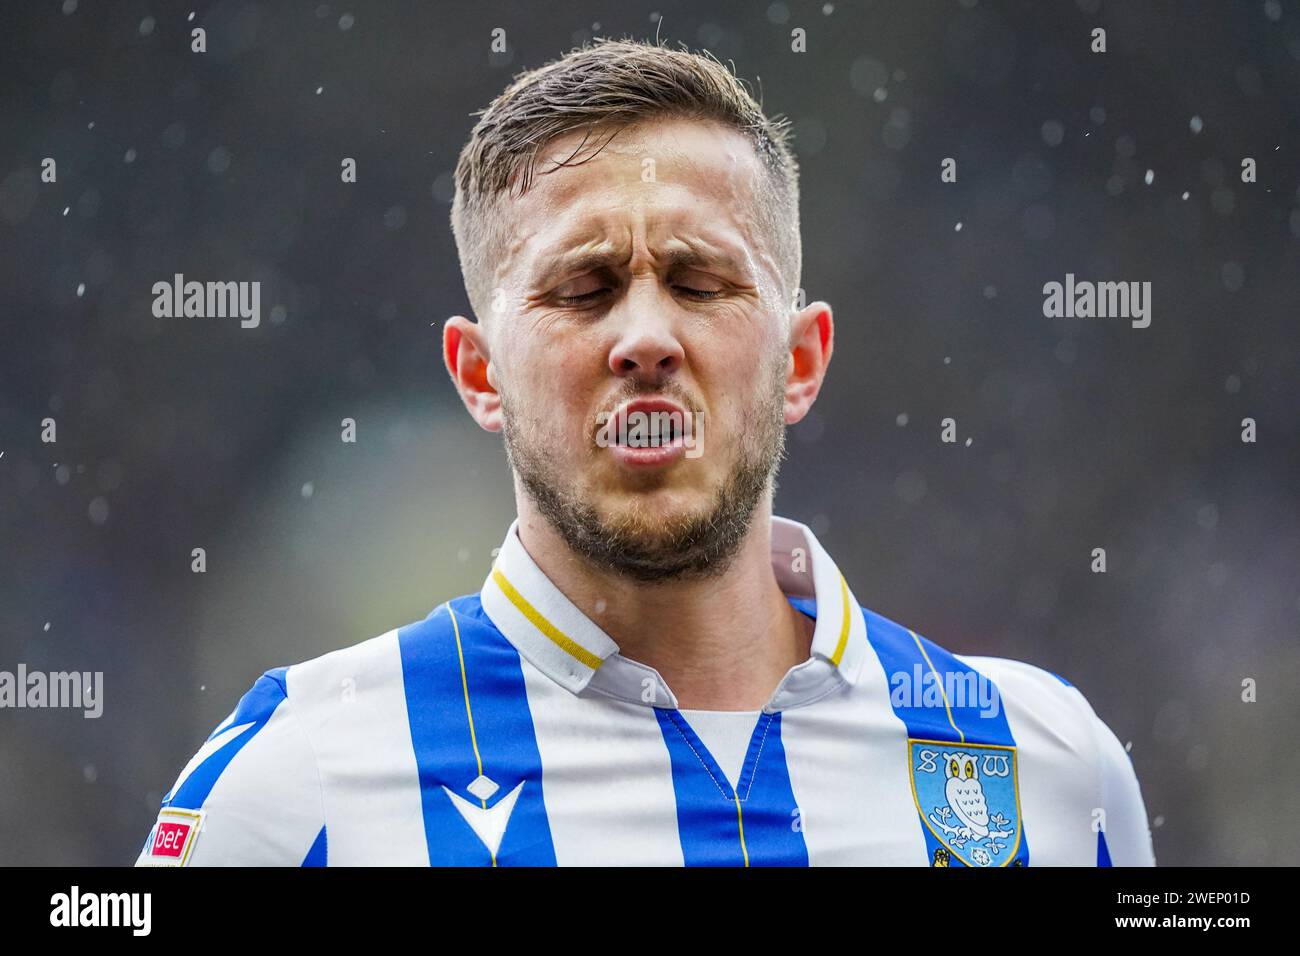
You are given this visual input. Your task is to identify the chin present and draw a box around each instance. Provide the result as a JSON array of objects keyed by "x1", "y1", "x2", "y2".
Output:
[{"x1": 597, "y1": 485, "x2": 712, "y2": 532}]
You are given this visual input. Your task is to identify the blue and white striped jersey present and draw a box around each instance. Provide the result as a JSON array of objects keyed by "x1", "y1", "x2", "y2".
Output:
[{"x1": 136, "y1": 516, "x2": 1156, "y2": 867}]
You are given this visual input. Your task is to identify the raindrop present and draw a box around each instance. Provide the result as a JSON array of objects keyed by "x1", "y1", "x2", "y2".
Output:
[{"x1": 88, "y1": 496, "x2": 109, "y2": 525}]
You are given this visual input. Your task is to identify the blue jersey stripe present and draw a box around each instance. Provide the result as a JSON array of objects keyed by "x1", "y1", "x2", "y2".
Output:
[
  {"x1": 399, "y1": 596, "x2": 556, "y2": 866},
  {"x1": 735, "y1": 711, "x2": 808, "y2": 865},
  {"x1": 301, "y1": 825, "x2": 328, "y2": 866},
  {"x1": 655, "y1": 708, "x2": 807, "y2": 866},
  {"x1": 165, "y1": 667, "x2": 289, "y2": 811},
  {"x1": 863, "y1": 610, "x2": 1031, "y2": 867},
  {"x1": 1097, "y1": 829, "x2": 1112, "y2": 866}
]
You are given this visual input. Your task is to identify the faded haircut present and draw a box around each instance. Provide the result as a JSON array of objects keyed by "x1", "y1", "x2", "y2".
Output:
[{"x1": 450, "y1": 37, "x2": 802, "y2": 323}]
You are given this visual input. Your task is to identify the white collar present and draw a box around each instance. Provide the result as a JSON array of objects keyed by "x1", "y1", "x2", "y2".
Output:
[{"x1": 478, "y1": 514, "x2": 870, "y2": 712}]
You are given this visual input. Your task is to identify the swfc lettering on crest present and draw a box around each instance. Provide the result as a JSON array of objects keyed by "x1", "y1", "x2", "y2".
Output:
[{"x1": 909, "y1": 739, "x2": 1022, "y2": 867}]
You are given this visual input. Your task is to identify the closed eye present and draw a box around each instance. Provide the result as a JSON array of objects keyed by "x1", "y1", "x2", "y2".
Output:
[
  {"x1": 673, "y1": 285, "x2": 726, "y2": 300},
  {"x1": 553, "y1": 269, "x2": 615, "y2": 307},
  {"x1": 556, "y1": 288, "x2": 611, "y2": 306},
  {"x1": 552, "y1": 273, "x2": 729, "y2": 307},
  {"x1": 557, "y1": 285, "x2": 724, "y2": 306}
]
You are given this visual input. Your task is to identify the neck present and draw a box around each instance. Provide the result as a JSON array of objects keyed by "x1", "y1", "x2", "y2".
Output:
[{"x1": 514, "y1": 497, "x2": 815, "y2": 711}]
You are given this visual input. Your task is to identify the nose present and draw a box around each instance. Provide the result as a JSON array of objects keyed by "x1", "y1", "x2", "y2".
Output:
[{"x1": 607, "y1": 284, "x2": 685, "y2": 382}]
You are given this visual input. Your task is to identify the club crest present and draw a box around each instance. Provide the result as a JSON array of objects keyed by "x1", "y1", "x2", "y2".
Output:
[{"x1": 909, "y1": 738, "x2": 1022, "y2": 867}]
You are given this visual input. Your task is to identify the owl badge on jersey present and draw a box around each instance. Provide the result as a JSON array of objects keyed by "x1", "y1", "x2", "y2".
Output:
[{"x1": 909, "y1": 739, "x2": 1022, "y2": 867}]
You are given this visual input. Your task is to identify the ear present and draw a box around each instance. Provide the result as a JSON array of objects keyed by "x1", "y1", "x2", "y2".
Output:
[
  {"x1": 443, "y1": 315, "x2": 502, "y2": 432},
  {"x1": 783, "y1": 300, "x2": 834, "y2": 426}
]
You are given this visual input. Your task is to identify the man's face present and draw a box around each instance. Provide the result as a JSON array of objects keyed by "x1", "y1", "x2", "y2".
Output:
[{"x1": 479, "y1": 117, "x2": 796, "y2": 582}]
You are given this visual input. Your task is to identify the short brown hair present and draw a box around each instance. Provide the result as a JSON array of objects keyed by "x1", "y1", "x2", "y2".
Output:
[{"x1": 450, "y1": 37, "x2": 802, "y2": 321}]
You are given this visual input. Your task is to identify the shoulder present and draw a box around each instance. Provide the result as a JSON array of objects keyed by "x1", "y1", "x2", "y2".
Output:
[
  {"x1": 137, "y1": 595, "x2": 487, "y2": 866},
  {"x1": 859, "y1": 603, "x2": 1099, "y2": 738},
  {"x1": 956, "y1": 653, "x2": 1097, "y2": 732},
  {"x1": 276, "y1": 594, "x2": 490, "y2": 713},
  {"x1": 855, "y1": 606, "x2": 1154, "y2": 863},
  {"x1": 954, "y1": 653, "x2": 1155, "y2": 865},
  {"x1": 857, "y1": 605, "x2": 1138, "y2": 790},
  {"x1": 954, "y1": 653, "x2": 1130, "y2": 765},
  {"x1": 138, "y1": 660, "x2": 324, "y2": 865}
]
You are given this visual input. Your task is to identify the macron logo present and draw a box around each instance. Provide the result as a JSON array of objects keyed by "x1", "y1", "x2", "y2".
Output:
[{"x1": 442, "y1": 776, "x2": 525, "y2": 857}]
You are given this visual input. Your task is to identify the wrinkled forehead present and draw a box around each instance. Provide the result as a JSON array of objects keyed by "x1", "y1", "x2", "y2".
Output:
[{"x1": 493, "y1": 117, "x2": 775, "y2": 286}]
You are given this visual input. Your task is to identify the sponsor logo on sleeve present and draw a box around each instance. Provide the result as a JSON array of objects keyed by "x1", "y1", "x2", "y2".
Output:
[{"x1": 140, "y1": 808, "x2": 205, "y2": 866}]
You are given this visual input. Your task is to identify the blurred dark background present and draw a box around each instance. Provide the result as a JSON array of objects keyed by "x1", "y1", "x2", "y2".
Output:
[{"x1": 1, "y1": 0, "x2": 1297, "y2": 865}]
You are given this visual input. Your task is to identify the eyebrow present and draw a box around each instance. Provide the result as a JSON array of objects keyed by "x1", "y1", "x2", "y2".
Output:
[
  {"x1": 528, "y1": 240, "x2": 751, "y2": 290},
  {"x1": 530, "y1": 250, "x2": 623, "y2": 289}
]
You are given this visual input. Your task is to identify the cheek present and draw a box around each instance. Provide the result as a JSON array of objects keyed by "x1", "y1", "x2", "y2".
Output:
[
  {"x1": 693, "y1": 334, "x2": 775, "y2": 403},
  {"x1": 511, "y1": 342, "x2": 602, "y2": 446},
  {"x1": 685, "y1": 379, "x2": 736, "y2": 458},
  {"x1": 698, "y1": 302, "x2": 779, "y2": 360}
]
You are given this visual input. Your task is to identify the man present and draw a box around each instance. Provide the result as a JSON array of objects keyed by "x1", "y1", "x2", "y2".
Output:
[{"x1": 137, "y1": 39, "x2": 1155, "y2": 867}]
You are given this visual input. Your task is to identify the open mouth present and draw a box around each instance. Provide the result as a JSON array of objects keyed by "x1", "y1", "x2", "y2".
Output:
[
  {"x1": 605, "y1": 398, "x2": 690, "y2": 449},
  {"x1": 596, "y1": 397, "x2": 698, "y2": 468}
]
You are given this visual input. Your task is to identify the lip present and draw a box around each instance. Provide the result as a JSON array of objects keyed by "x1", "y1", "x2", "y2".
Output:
[
  {"x1": 613, "y1": 397, "x2": 690, "y2": 428},
  {"x1": 601, "y1": 397, "x2": 692, "y2": 470}
]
